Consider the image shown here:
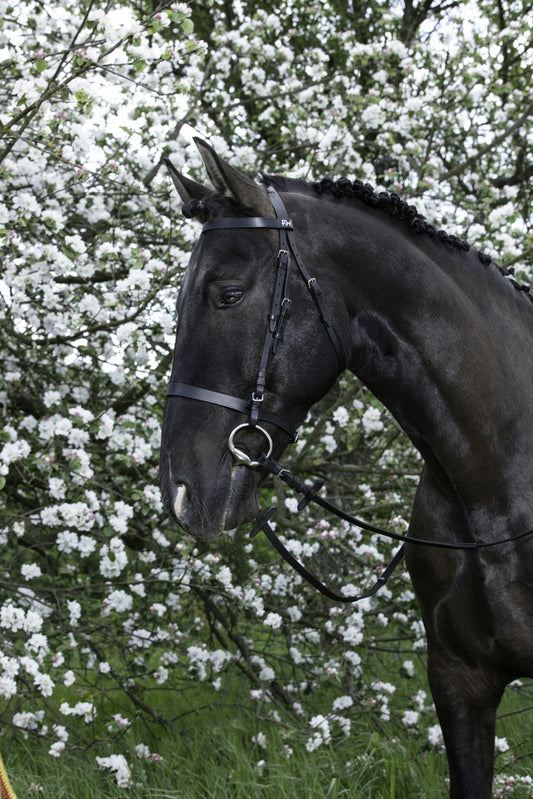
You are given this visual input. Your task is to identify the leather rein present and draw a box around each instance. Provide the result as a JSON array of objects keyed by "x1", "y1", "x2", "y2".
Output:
[{"x1": 167, "y1": 187, "x2": 533, "y2": 604}]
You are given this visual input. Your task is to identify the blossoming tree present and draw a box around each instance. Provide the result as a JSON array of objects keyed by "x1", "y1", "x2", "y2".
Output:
[{"x1": 0, "y1": 0, "x2": 531, "y2": 789}]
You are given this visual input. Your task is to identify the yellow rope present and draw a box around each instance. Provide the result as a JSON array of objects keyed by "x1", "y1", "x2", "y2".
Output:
[{"x1": 0, "y1": 753, "x2": 17, "y2": 799}]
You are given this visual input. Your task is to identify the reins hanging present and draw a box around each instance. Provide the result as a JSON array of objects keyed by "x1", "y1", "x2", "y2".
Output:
[
  {"x1": 247, "y1": 452, "x2": 533, "y2": 604},
  {"x1": 249, "y1": 506, "x2": 406, "y2": 604},
  {"x1": 241, "y1": 455, "x2": 533, "y2": 602},
  {"x1": 258, "y1": 453, "x2": 533, "y2": 551}
]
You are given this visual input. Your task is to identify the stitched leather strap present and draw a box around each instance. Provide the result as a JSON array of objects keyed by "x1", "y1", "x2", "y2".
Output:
[
  {"x1": 267, "y1": 188, "x2": 345, "y2": 369},
  {"x1": 202, "y1": 217, "x2": 293, "y2": 231},
  {"x1": 258, "y1": 453, "x2": 533, "y2": 551}
]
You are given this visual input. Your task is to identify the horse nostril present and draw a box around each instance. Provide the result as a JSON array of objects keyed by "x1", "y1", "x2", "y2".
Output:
[{"x1": 173, "y1": 484, "x2": 188, "y2": 519}]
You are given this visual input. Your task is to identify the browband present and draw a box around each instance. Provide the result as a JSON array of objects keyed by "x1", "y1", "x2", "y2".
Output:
[{"x1": 202, "y1": 217, "x2": 293, "y2": 232}]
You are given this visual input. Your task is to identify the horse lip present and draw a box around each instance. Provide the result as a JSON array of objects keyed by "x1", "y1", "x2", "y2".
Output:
[
  {"x1": 223, "y1": 465, "x2": 260, "y2": 530},
  {"x1": 168, "y1": 488, "x2": 222, "y2": 540},
  {"x1": 162, "y1": 464, "x2": 258, "y2": 539}
]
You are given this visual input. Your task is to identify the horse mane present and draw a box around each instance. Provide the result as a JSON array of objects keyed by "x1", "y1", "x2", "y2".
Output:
[
  {"x1": 181, "y1": 174, "x2": 531, "y2": 301},
  {"x1": 264, "y1": 175, "x2": 531, "y2": 301}
]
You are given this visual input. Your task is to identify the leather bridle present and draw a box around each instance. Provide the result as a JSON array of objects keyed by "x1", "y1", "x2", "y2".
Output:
[
  {"x1": 167, "y1": 186, "x2": 344, "y2": 464},
  {"x1": 167, "y1": 186, "x2": 533, "y2": 604}
]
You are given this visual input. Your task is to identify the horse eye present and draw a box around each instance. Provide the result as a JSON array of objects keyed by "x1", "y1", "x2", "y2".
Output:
[{"x1": 221, "y1": 289, "x2": 244, "y2": 307}]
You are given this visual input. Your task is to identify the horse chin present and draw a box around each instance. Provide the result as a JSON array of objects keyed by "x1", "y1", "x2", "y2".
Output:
[{"x1": 223, "y1": 465, "x2": 261, "y2": 531}]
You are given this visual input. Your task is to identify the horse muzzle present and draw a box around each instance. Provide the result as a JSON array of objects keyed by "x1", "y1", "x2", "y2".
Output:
[{"x1": 162, "y1": 463, "x2": 260, "y2": 540}]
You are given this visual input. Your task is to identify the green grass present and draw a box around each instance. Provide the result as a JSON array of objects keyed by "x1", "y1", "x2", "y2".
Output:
[
  {"x1": 3, "y1": 681, "x2": 533, "y2": 797},
  {"x1": 5, "y1": 725, "x2": 449, "y2": 798}
]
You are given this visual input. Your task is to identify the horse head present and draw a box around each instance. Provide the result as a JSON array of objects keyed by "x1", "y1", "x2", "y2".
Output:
[{"x1": 160, "y1": 139, "x2": 344, "y2": 539}]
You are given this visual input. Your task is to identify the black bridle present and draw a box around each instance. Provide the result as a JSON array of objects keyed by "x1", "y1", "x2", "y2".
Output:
[
  {"x1": 167, "y1": 187, "x2": 344, "y2": 458},
  {"x1": 167, "y1": 187, "x2": 533, "y2": 604}
]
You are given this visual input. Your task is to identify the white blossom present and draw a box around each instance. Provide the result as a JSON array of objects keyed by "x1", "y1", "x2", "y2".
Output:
[
  {"x1": 49, "y1": 741, "x2": 66, "y2": 757},
  {"x1": 0, "y1": 603, "x2": 26, "y2": 632},
  {"x1": 264, "y1": 612, "x2": 283, "y2": 629},
  {"x1": 21, "y1": 563, "x2": 42, "y2": 581},
  {"x1": 63, "y1": 671, "x2": 76, "y2": 687},
  {"x1": 332, "y1": 406, "x2": 350, "y2": 425},
  {"x1": 252, "y1": 732, "x2": 267, "y2": 749},
  {"x1": 427, "y1": 724, "x2": 444, "y2": 748},
  {"x1": 99, "y1": 538, "x2": 128, "y2": 578},
  {"x1": 59, "y1": 701, "x2": 96, "y2": 723},
  {"x1": 333, "y1": 695, "x2": 353, "y2": 711},
  {"x1": 0, "y1": 439, "x2": 30, "y2": 464},
  {"x1": 48, "y1": 477, "x2": 67, "y2": 499},
  {"x1": 96, "y1": 754, "x2": 132, "y2": 789},
  {"x1": 135, "y1": 743, "x2": 151, "y2": 759},
  {"x1": 402, "y1": 660, "x2": 415, "y2": 677},
  {"x1": 43, "y1": 391, "x2": 62, "y2": 408},
  {"x1": 34, "y1": 672, "x2": 54, "y2": 697},
  {"x1": 494, "y1": 737, "x2": 509, "y2": 753},
  {"x1": 402, "y1": 710, "x2": 419, "y2": 727},
  {"x1": 67, "y1": 600, "x2": 81, "y2": 626},
  {"x1": 361, "y1": 407, "x2": 384, "y2": 434}
]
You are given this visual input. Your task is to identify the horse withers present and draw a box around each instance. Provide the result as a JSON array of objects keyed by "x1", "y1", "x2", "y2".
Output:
[{"x1": 160, "y1": 138, "x2": 533, "y2": 798}]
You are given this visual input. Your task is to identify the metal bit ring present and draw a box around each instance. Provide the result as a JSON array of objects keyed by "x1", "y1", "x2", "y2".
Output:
[{"x1": 228, "y1": 424, "x2": 273, "y2": 468}]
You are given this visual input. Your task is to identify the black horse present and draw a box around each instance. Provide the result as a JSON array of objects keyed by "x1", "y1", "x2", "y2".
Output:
[{"x1": 160, "y1": 139, "x2": 533, "y2": 798}]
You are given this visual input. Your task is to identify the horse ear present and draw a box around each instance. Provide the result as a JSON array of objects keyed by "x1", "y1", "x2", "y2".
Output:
[
  {"x1": 193, "y1": 137, "x2": 273, "y2": 216},
  {"x1": 164, "y1": 158, "x2": 211, "y2": 204}
]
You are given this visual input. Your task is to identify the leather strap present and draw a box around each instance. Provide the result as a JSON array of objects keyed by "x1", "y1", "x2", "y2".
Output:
[
  {"x1": 258, "y1": 453, "x2": 533, "y2": 551},
  {"x1": 203, "y1": 217, "x2": 293, "y2": 231},
  {"x1": 250, "y1": 506, "x2": 405, "y2": 603},
  {"x1": 168, "y1": 188, "x2": 343, "y2": 440},
  {"x1": 267, "y1": 188, "x2": 345, "y2": 369},
  {"x1": 203, "y1": 191, "x2": 344, "y2": 369},
  {"x1": 166, "y1": 382, "x2": 298, "y2": 439}
]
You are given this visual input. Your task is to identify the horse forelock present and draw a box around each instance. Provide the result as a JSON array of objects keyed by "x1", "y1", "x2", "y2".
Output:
[{"x1": 182, "y1": 193, "x2": 240, "y2": 222}]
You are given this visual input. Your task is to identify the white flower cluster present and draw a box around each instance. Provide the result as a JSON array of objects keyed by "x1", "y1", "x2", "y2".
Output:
[
  {"x1": 186, "y1": 645, "x2": 232, "y2": 681},
  {"x1": 96, "y1": 754, "x2": 132, "y2": 788}
]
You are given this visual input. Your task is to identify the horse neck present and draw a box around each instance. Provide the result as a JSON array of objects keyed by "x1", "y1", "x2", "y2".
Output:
[{"x1": 301, "y1": 194, "x2": 533, "y2": 531}]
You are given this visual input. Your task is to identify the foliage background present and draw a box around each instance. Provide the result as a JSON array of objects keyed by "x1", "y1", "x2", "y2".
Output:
[{"x1": 0, "y1": 0, "x2": 532, "y2": 793}]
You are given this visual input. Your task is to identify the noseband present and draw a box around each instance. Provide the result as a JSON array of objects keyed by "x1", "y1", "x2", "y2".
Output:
[{"x1": 167, "y1": 186, "x2": 344, "y2": 464}]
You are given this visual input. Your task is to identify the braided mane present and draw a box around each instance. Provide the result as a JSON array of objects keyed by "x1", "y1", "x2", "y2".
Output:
[
  {"x1": 314, "y1": 177, "x2": 479, "y2": 257},
  {"x1": 182, "y1": 173, "x2": 530, "y2": 301},
  {"x1": 265, "y1": 174, "x2": 530, "y2": 300}
]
